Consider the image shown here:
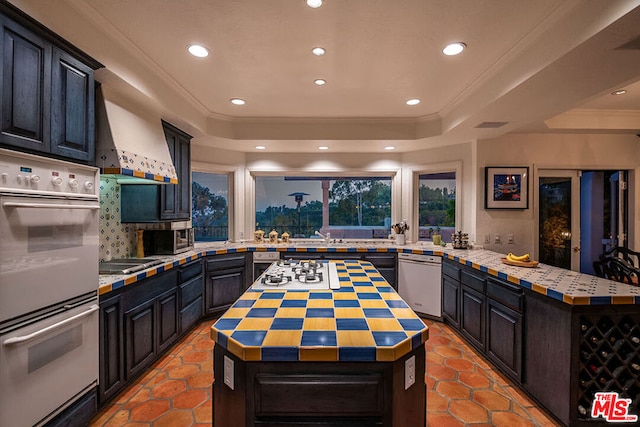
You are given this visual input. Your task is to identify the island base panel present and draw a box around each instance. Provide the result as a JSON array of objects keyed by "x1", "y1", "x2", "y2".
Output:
[{"x1": 213, "y1": 345, "x2": 426, "y2": 427}]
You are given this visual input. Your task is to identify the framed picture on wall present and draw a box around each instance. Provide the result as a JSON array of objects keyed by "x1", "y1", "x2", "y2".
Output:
[{"x1": 485, "y1": 166, "x2": 529, "y2": 209}]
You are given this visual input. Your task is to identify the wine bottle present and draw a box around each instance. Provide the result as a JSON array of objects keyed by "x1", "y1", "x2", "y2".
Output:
[
  {"x1": 630, "y1": 335, "x2": 640, "y2": 344},
  {"x1": 578, "y1": 405, "x2": 588, "y2": 416},
  {"x1": 581, "y1": 351, "x2": 592, "y2": 361}
]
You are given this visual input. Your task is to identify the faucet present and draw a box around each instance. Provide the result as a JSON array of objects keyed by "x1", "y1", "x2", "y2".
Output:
[{"x1": 315, "y1": 230, "x2": 331, "y2": 244}]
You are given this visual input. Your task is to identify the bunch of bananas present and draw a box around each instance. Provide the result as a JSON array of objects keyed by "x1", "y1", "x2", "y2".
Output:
[{"x1": 507, "y1": 252, "x2": 530, "y2": 262}]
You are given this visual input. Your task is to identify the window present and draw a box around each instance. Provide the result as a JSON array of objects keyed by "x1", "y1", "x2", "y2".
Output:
[
  {"x1": 255, "y1": 176, "x2": 392, "y2": 239},
  {"x1": 192, "y1": 172, "x2": 229, "y2": 242},
  {"x1": 418, "y1": 172, "x2": 456, "y2": 241}
]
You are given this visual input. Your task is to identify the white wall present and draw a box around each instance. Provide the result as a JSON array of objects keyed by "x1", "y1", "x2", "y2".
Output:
[
  {"x1": 476, "y1": 133, "x2": 640, "y2": 257},
  {"x1": 191, "y1": 132, "x2": 640, "y2": 255}
]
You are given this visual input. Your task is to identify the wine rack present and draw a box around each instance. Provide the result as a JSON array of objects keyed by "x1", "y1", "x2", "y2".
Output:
[{"x1": 578, "y1": 314, "x2": 640, "y2": 420}]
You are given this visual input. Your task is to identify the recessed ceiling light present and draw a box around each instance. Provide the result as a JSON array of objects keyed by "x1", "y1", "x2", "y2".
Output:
[
  {"x1": 306, "y1": 0, "x2": 323, "y2": 8},
  {"x1": 384, "y1": 146, "x2": 395, "y2": 151},
  {"x1": 230, "y1": 98, "x2": 246, "y2": 105},
  {"x1": 318, "y1": 146, "x2": 329, "y2": 150},
  {"x1": 443, "y1": 42, "x2": 466, "y2": 56},
  {"x1": 406, "y1": 98, "x2": 421, "y2": 106},
  {"x1": 255, "y1": 145, "x2": 266, "y2": 150},
  {"x1": 612, "y1": 89, "x2": 627, "y2": 95},
  {"x1": 312, "y1": 47, "x2": 326, "y2": 56},
  {"x1": 314, "y1": 79, "x2": 326, "y2": 86},
  {"x1": 187, "y1": 44, "x2": 209, "y2": 58}
]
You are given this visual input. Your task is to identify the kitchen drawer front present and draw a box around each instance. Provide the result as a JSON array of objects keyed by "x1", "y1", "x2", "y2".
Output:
[
  {"x1": 442, "y1": 260, "x2": 460, "y2": 281},
  {"x1": 487, "y1": 278, "x2": 523, "y2": 313},
  {"x1": 179, "y1": 260, "x2": 202, "y2": 283},
  {"x1": 461, "y1": 270, "x2": 485, "y2": 293},
  {"x1": 364, "y1": 254, "x2": 396, "y2": 268},
  {"x1": 180, "y1": 296, "x2": 202, "y2": 332},
  {"x1": 205, "y1": 254, "x2": 247, "y2": 272},
  {"x1": 179, "y1": 275, "x2": 203, "y2": 308},
  {"x1": 254, "y1": 373, "x2": 384, "y2": 416}
]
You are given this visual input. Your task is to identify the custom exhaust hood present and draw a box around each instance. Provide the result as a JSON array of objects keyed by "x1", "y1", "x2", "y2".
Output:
[{"x1": 96, "y1": 85, "x2": 177, "y2": 184}]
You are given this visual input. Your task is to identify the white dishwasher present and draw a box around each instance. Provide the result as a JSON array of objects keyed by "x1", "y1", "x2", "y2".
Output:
[{"x1": 398, "y1": 253, "x2": 442, "y2": 320}]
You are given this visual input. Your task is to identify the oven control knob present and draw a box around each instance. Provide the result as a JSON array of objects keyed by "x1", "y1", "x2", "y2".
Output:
[
  {"x1": 68, "y1": 178, "x2": 79, "y2": 188},
  {"x1": 84, "y1": 181, "x2": 94, "y2": 190},
  {"x1": 52, "y1": 176, "x2": 63, "y2": 186},
  {"x1": 30, "y1": 175, "x2": 41, "y2": 184}
]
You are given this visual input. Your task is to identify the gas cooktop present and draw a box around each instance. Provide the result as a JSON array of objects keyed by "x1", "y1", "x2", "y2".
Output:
[{"x1": 251, "y1": 259, "x2": 340, "y2": 291}]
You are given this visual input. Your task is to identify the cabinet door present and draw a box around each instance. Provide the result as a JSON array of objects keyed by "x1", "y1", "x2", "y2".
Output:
[
  {"x1": 461, "y1": 285, "x2": 485, "y2": 351},
  {"x1": 0, "y1": 16, "x2": 51, "y2": 152},
  {"x1": 124, "y1": 299, "x2": 156, "y2": 379},
  {"x1": 442, "y1": 276, "x2": 460, "y2": 328},
  {"x1": 157, "y1": 288, "x2": 178, "y2": 354},
  {"x1": 99, "y1": 295, "x2": 123, "y2": 404},
  {"x1": 206, "y1": 267, "x2": 246, "y2": 315},
  {"x1": 161, "y1": 123, "x2": 191, "y2": 220},
  {"x1": 487, "y1": 298, "x2": 522, "y2": 382},
  {"x1": 50, "y1": 47, "x2": 95, "y2": 162}
]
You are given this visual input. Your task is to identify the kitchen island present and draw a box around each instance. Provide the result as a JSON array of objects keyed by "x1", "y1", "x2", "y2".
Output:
[{"x1": 209, "y1": 259, "x2": 428, "y2": 427}]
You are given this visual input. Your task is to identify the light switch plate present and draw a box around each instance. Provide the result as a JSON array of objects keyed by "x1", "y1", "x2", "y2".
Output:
[
  {"x1": 223, "y1": 355, "x2": 234, "y2": 390},
  {"x1": 405, "y1": 355, "x2": 416, "y2": 390}
]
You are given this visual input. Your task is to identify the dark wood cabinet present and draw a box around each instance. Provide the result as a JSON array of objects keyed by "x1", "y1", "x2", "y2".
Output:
[
  {"x1": 50, "y1": 47, "x2": 95, "y2": 162},
  {"x1": 157, "y1": 288, "x2": 179, "y2": 354},
  {"x1": 98, "y1": 294, "x2": 124, "y2": 404},
  {"x1": 0, "y1": 5, "x2": 100, "y2": 163},
  {"x1": 178, "y1": 260, "x2": 203, "y2": 333},
  {"x1": 214, "y1": 344, "x2": 425, "y2": 427},
  {"x1": 486, "y1": 277, "x2": 523, "y2": 382},
  {"x1": 0, "y1": 15, "x2": 50, "y2": 153},
  {"x1": 460, "y1": 270, "x2": 486, "y2": 352},
  {"x1": 205, "y1": 253, "x2": 250, "y2": 316},
  {"x1": 161, "y1": 121, "x2": 191, "y2": 220},
  {"x1": 441, "y1": 259, "x2": 461, "y2": 328},
  {"x1": 124, "y1": 298, "x2": 156, "y2": 379}
]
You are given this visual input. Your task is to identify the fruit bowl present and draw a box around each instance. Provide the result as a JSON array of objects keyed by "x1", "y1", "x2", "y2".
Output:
[{"x1": 501, "y1": 257, "x2": 539, "y2": 268}]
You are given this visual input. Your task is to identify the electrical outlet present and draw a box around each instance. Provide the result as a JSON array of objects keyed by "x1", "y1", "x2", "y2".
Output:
[
  {"x1": 224, "y1": 355, "x2": 234, "y2": 390},
  {"x1": 484, "y1": 234, "x2": 490, "y2": 244},
  {"x1": 508, "y1": 234, "x2": 514, "y2": 244},
  {"x1": 494, "y1": 234, "x2": 501, "y2": 243},
  {"x1": 239, "y1": 231, "x2": 244, "y2": 240},
  {"x1": 405, "y1": 355, "x2": 416, "y2": 390}
]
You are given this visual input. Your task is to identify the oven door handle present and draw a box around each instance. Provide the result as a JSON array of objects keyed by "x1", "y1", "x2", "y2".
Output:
[
  {"x1": 2, "y1": 304, "x2": 99, "y2": 346},
  {"x1": 3, "y1": 202, "x2": 100, "y2": 210}
]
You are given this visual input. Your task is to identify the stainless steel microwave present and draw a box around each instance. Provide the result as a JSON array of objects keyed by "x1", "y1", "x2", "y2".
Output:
[{"x1": 142, "y1": 227, "x2": 194, "y2": 255}]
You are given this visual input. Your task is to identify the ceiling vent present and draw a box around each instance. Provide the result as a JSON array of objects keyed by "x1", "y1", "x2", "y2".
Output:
[{"x1": 475, "y1": 121, "x2": 509, "y2": 129}]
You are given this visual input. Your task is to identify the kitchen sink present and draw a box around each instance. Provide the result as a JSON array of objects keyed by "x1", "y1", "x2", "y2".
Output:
[{"x1": 99, "y1": 258, "x2": 163, "y2": 275}]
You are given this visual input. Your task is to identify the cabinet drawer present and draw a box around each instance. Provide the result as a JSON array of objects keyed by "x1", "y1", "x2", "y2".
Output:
[
  {"x1": 487, "y1": 278, "x2": 523, "y2": 313},
  {"x1": 255, "y1": 374, "x2": 384, "y2": 416},
  {"x1": 461, "y1": 270, "x2": 485, "y2": 293},
  {"x1": 442, "y1": 261, "x2": 460, "y2": 281},
  {"x1": 206, "y1": 254, "x2": 246, "y2": 271},
  {"x1": 180, "y1": 296, "x2": 202, "y2": 332},
  {"x1": 180, "y1": 275, "x2": 203, "y2": 308},
  {"x1": 179, "y1": 260, "x2": 202, "y2": 283}
]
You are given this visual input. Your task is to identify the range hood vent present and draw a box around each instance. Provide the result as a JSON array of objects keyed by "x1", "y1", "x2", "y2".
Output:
[{"x1": 96, "y1": 85, "x2": 177, "y2": 184}]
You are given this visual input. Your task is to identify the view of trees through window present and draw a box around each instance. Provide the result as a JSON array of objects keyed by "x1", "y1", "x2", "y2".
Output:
[
  {"x1": 418, "y1": 172, "x2": 456, "y2": 241},
  {"x1": 192, "y1": 172, "x2": 229, "y2": 241},
  {"x1": 255, "y1": 176, "x2": 392, "y2": 239}
]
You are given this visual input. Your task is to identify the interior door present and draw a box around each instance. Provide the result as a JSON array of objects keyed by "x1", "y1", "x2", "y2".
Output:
[{"x1": 537, "y1": 170, "x2": 581, "y2": 271}]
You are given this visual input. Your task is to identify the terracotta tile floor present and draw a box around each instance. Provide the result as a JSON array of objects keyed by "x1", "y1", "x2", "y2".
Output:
[{"x1": 90, "y1": 319, "x2": 562, "y2": 427}]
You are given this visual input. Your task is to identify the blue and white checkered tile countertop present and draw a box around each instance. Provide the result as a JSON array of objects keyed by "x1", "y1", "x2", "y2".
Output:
[
  {"x1": 98, "y1": 243, "x2": 640, "y2": 305},
  {"x1": 210, "y1": 260, "x2": 429, "y2": 362}
]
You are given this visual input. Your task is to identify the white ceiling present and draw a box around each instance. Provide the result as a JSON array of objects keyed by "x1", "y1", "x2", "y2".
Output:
[{"x1": 9, "y1": 0, "x2": 640, "y2": 152}]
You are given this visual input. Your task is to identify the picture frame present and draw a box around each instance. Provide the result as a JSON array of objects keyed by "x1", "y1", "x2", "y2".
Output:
[{"x1": 485, "y1": 166, "x2": 529, "y2": 209}]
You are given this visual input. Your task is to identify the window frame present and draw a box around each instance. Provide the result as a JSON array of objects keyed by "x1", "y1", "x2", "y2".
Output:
[
  {"x1": 410, "y1": 161, "x2": 462, "y2": 243},
  {"x1": 191, "y1": 161, "x2": 236, "y2": 242},
  {"x1": 249, "y1": 170, "x2": 401, "y2": 240}
]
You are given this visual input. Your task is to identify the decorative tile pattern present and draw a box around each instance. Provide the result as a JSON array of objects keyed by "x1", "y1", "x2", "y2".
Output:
[
  {"x1": 97, "y1": 148, "x2": 177, "y2": 183},
  {"x1": 98, "y1": 177, "x2": 137, "y2": 262},
  {"x1": 98, "y1": 244, "x2": 640, "y2": 305},
  {"x1": 210, "y1": 260, "x2": 429, "y2": 362}
]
